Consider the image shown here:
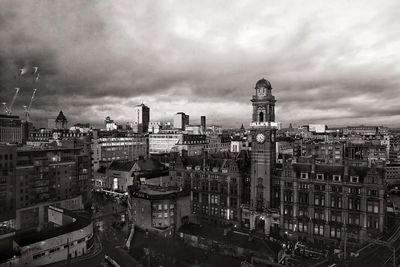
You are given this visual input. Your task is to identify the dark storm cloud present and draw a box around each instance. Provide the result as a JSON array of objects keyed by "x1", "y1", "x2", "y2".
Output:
[{"x1": 0, "y1": 0, "x2": 399, "y2": 127}]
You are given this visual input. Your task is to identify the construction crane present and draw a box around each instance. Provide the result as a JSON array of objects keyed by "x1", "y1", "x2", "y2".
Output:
[
  {"x1": 2, "y1": 87, "x2": 20, "y2": 115},
  {"x1": 23, "y1": 88, "x2": 37, "y2": 122}
]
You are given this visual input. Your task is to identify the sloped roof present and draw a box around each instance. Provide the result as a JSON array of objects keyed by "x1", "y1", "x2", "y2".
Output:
[
  {"x1": 108, "y1": 160, "x2": 135, "y2": 172},
  {"x1": 55, "y1": 110, "x2": 67, "y2": 122},
  {"x1": 136, "y1": 157, "x2": 166, "y2": 171}
]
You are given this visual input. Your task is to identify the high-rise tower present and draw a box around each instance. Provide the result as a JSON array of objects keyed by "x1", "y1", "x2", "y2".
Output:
[{"x1": 249, "y1": 78, "x2": 279, "y2": 235}]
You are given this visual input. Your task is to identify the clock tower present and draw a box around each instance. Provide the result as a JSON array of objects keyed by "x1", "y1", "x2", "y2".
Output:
[{"x1": 249, "y1": 78, "x2": 278, "y2": 235}]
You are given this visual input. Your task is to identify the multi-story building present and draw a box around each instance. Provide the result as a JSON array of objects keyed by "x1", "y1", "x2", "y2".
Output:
[
  {"x1": 55, "y1": 111, "x2": 68, "y2": 130},
  {"x1": 106, "y1": 160, "x2": 135, "y2": 192},
  {"x1": 0, "y1": 114, "x2": 22, "y2": 144},
  {"x1": 132, "y1": 104, "x2": 150, "y2": 133},
  {"x1": 0, "y1": 207, "x2": 94, "y2": 267},
  {"x1": 170, "y1": 154, "x2": 244, "y2": 227},
  {"x1": 149, "y1": 131, "x2": 207, "y2": 156},
  {"x1": 91, "y1": 129, "x2": 148, "y2": 171},
  {"x1": 127, "y1": 185, "x2": 190, "y2": 232},
  {"x1": 301, "y1": 141, "x2": 345, "y2": 165},
  {"x1": 343, "y1": 125, "x2": 388, "y2": 137},
  {"x1": 201, "y1": 116, "x2": 206, "y2": 134},
  {"x1": 204, "y1": 134, "x2": 231, "y2": 153},
  {"x1": 15, "y1": 142, "x2": 90, "y2": 229},
  {"x1": 0, "y1": 145, "x2": 17, "y2": 231},
  {"x1": 105, "y1": 116, "x2": 118, "y2": 131},
  {"x1": 173, "y1": 112, "x2": 189, "y2": 130},
  {"x1": 345, "y1": 143, "x2": 387, "y2": 164},
  {"x1": 385, "y1": 163, "x2": 400, "y2": 184},
  {"x1": 279, "y1": 156, "x2": 385, "y2": 245},
  {"x1": 148, "y1": 121, "x2": 164, "y2": 134}
]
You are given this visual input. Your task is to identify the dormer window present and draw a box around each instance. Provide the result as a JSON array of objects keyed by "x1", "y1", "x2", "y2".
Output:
[
  {"x1": 350, "y1": 176, "x2": 359, "y2": 183},
  {"x1": 316, "y1": 174, "x2": 324, "y2": 181},
  {"x1": 332, "y1": 175, "x2": 341, "y2": 182},
  {"x1": 300, "y1": 173, "x2": 309, "y2": 179}
]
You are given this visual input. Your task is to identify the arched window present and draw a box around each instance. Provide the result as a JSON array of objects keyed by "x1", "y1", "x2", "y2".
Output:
[{"x1": 259, "y1": 112, "x2": 264, "y2": 122}]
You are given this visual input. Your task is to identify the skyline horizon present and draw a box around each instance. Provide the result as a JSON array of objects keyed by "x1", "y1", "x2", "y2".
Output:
[{"x1": 1, "y1": 1, "x2": 400, "y2": 129}]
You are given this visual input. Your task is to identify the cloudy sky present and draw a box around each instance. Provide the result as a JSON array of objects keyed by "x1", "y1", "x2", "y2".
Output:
[{"x1": 1, "y1": 0, "x2": 399, "y2": 128}]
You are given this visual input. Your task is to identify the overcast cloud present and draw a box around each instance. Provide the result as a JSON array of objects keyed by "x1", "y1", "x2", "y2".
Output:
[{"x1": 0, "y1": 0, "x2": 399, "y2": 128}]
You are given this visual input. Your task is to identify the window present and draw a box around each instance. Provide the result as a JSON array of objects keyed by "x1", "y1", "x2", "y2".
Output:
[
  {"x1": 314, "y1": 224, "x2": 324, "y2": 236},
  {"x1": 299, "y1": 207, "x2": 308, "y2": 217},
  {"x1": 298, "y1": 222, "x2": 308, "y2": 233},
  {"x1": 350, "y1": 176, "x2": 359, "y2": 183},
  {"x1": 284, "y1": 206, "x2": 293, "y2": 216},
  {"x1": 158, "y1": 204, "x2": 162, "y2": 210},
  {"x1": 299, "y1": 183, "x2": 309, "y2": 189},
  {"x1": 367, "y1": 216, "x2": 379, "y2": 229},
  {"x1": 314, "y1": 209, "x2": 325, "y2": 220},
  {"x1": 331, "y1": 196, "x2": 342, "y2": 208},
  {"x1": 367, "y1": 200, "x2": 379, "y2": 213},
  {"x1": 314, "y1": 194, "x2": 325, "y2": 206},
  {"x1": 368, "y1": 190, "x2": 378, "y2": 196},
  {"x1": 299, "y1": 192, "x2": 309, "y2": 204},
  {"x1": 350, "y1": 187, "x2": 361, "y2": 195},
  {"x1": 332, "y1": 175, "x2": 341, "y2": 182},
  {"x1": 348, "y1": 214, "x2": 360, "y2": 225},
  {"x1": 348, "y1": 197, "x2": 360, "y2": 211},
  {"x1": 284, "y1": 191, "x2": 293, "y2": 202},
  {"x1": 331, "y1": 212, "x2": 342, "y2": 222},
  {"x1": 300, "y1": 173, "x2": 309, "y2": 179},
  {"x1": 316, "y1": 174, "x2": 324, "y2": 181},
  {"x1": 330, "y1": 227, "x2": 341, "y2": 238},
  {"x1": 211, "y1": 195, "x2": 219, "y2": 204}
]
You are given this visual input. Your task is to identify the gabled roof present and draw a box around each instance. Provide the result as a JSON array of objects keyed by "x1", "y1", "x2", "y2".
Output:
[{"x1": 108, "y1": 160, "x2": 135, "y2": 172}]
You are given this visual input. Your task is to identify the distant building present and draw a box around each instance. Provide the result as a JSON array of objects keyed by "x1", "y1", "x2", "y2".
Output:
[
  {"x1": 148, "y1": 121, "x2": 164, "y2": 134},
  {"x1": 385, "y1": 163, "x2": 400, "y2": 184},
  {"x1": 307, "y1": 124, "x2": 327, "y2": 133},
  {"x1": 0, "y1": 114, "x2": 22, "y2": 144},
  {"x1": 105, "y1": 116, "x2": 117, "y2": 131},
  {"x1": 201, "y1": 116, "x2": 206, "y2": 134},
  {"x1": 173, "y1": 112, "x2": 189, "y2": 130},
  {"x1": 69, "y1": 123, "x2": 91, "y2": 133},
  {"x1": 204, "y1": 134, "x2": 231, "y2": 153},
  {"x1": 185, "y1": 125, "x2": 201, "y2": 134},
  {"x1": 91, "y1": 130, "x2": 148, "y2": 171},
  {"x1": 133, "y1": 104, "x2": 150, "y2": 133},
  {"x1": 55, "y1": 111, "x2": 68, "y2": 130},
  {"x1": 149, "y1": 131, "x2": 207, "y2": 156},
  {"x1": 343, "y1": 125, "x2": 388, "y2": 136}
]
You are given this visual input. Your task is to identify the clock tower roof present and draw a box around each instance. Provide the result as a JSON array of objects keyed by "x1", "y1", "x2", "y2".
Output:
[{"x1": 255, "y1": 78, "x2": 272, "y2": 90}]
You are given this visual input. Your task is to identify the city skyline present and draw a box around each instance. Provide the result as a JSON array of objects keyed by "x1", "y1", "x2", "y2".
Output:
[{"x1": 1, "y1": 1, "x2": 400, "y2": 128}]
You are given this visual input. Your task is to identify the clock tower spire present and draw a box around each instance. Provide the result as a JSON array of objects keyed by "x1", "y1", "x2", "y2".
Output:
[{"x1": 249, "y1": 78, "x2": 278, "y2": 235}]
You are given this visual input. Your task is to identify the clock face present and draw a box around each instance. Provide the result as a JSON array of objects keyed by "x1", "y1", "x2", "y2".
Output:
[
  {"x1": 256, "y1": 133, "x2": 265, "y2": 143},
  {"x1": 258, "y1": 88, "x2": 266, "y2": 97}
]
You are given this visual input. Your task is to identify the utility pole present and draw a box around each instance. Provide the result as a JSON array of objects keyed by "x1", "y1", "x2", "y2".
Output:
[
  {"x1": 344, "y1": 224, "x2": 347, "y2": 261},
  {"x1": 67, "y1": 237, "x2": 70, "y2": 267},
  {"x1": 393, "y1": 246, "x2": 396, "y2": 267}
]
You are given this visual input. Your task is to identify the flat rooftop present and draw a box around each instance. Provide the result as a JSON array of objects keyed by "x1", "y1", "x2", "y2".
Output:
[
  {"x1": 0, "y1": 209, "x2": 91, "y2": 263},
  {"x1": 179, "y1": 223, "x2": 281, "y2": 256}
]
